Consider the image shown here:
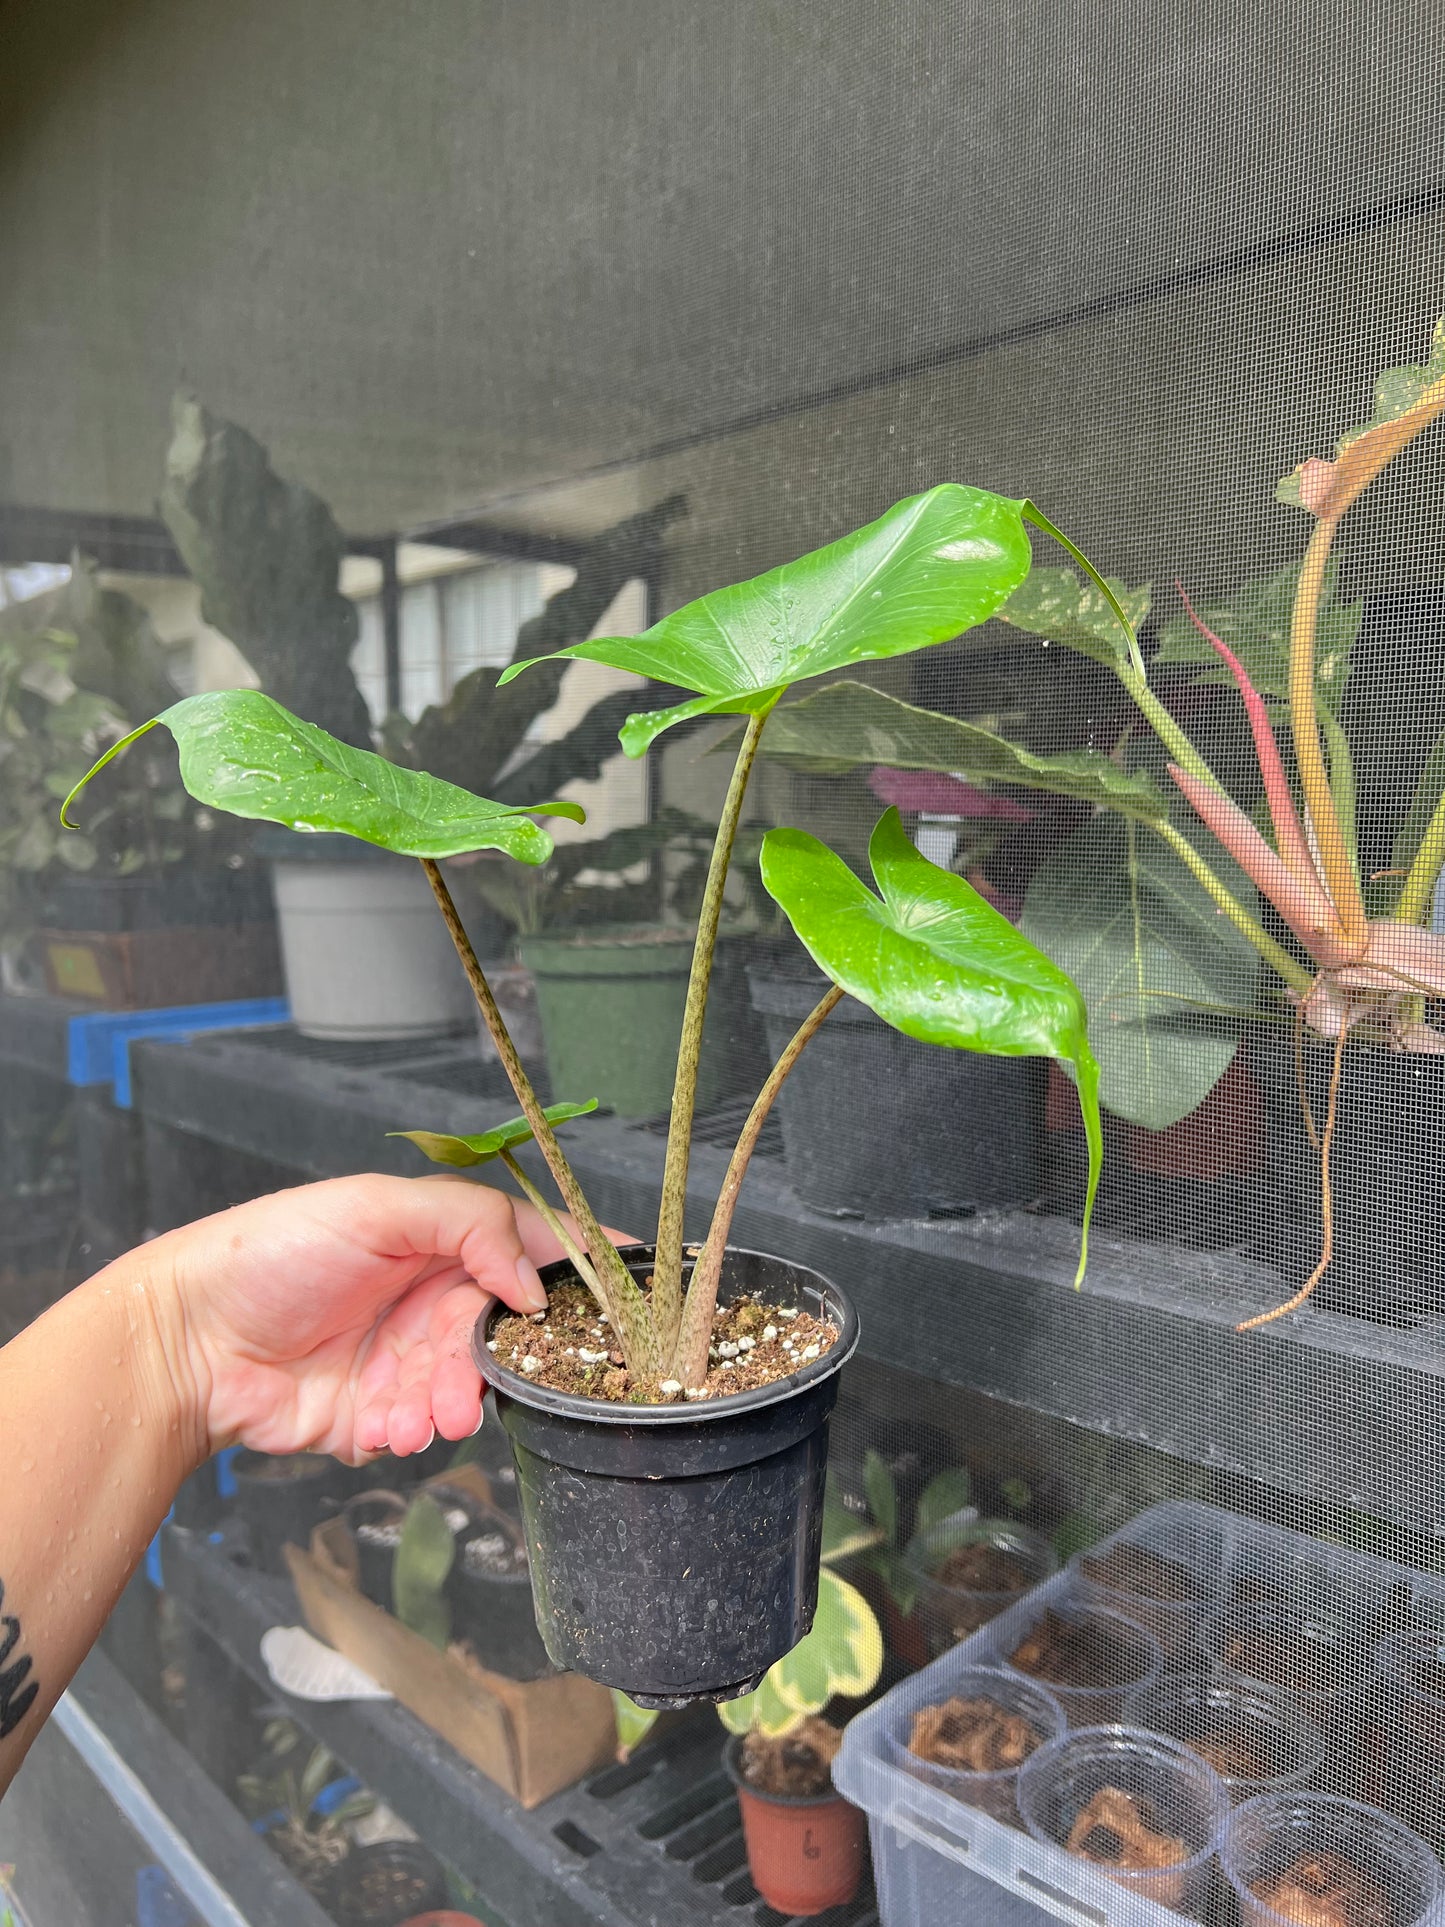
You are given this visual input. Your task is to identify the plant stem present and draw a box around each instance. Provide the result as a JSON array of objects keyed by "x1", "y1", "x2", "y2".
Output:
[
  {"x1": 671, "y1": 983, "x2": 844, "y2": 1386},
  {"x1": 1152, "y1": 823, "x2": 1314, "y2": 994},
  {"x1": 1127, "y1": 680, "x2": 1217, "y2": 787},
  {"x1": 652, "y1": 709, "x2": 769, "y2": 1355},
  {"x1": 1397, "y1": 787, "x2": 1445, "y2": 926},
  {"x1": 1290, "y1": 517, "x2": 1367, "y2": 942},
  {"x1": 497, "y1": 1149, "x2": 608, "y2": 1308},
  {"x1": 419, "y1": 858, "x2": 659, "y2": 1379}
]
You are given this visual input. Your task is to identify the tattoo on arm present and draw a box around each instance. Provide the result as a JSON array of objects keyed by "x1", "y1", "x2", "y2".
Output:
[{"x1": 0, "y1": 1579, "x2": 38, "y2": 1739}]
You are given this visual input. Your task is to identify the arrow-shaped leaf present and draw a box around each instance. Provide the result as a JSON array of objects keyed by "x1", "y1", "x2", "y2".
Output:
[
  {"x1": 758, "y1": 680, "x2": 1165, "y2": 819},
  {"x1": 391, "y1": 1100, "x2": 599, "y2": 1168},
  {"x1": 61, "y1": 690, "x2": 585, "y2": 862},
  {"x1": 498, "y1": 485, "x2": 1033, "y2": 755},
  {"x1": 761, "y1": 807, "x2": 1102, "y2": 1281}
]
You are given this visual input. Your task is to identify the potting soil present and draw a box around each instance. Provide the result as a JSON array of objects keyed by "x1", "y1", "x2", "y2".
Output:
[
  {"x1": 908, "y1": 1694, "x2": 1044, "y2": 1774},
  {"x1": 1066, "y1": 1787, "x2": 1188, "y2": 1872},
  {"x1": 1253, "y1": 1852, "x2": 1392, "y2": 1927},
  {"x1": 739, "y1": 1717, "x2": 842, "y2": 1799}
]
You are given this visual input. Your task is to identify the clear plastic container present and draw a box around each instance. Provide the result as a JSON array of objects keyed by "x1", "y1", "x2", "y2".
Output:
[
  {"x1": 985, "y1": 1589, "x2": 1164, "y2": 1726},
  {"x1": 1017, "y1": 1726, "x2": 1228, "y2": 1916},
  {"x1": 1074, "y1": 1511, "x2": 1229, "y2": 1656},
  {"x1": 1124, "y1": 1676, "x2": 1327, "y2": 1802},
  {"x1": 905, "y1": 1519, "x2": 1059, "y2": 1659},
  {"x1": 1220, "y1": 1792, "x2": 1443, "y2": 1927},
  {"x1": 1367, "y1": 1632, "x2": 1445, "y2": 1832},
  {"x1": 1202, "y1": 1602, "x2": 1359, "y2": 1719},
  {"x1": 886, "y1": 1663, "x2": 1067, "y2": 1824}
]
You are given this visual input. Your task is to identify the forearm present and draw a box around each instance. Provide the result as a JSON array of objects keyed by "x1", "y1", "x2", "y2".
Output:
[{"x1": 0, "y1": 1249, "x2": 201, "y2": 1793}]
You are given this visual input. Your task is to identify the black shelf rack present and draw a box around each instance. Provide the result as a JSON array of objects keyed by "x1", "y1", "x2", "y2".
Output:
[
  {"x1": 163, "y1": 1525, "x2": 879, "y2": 1927},
  {"x1": 115, "y1": 1014, "x2": 1445, "y2": 1538}
]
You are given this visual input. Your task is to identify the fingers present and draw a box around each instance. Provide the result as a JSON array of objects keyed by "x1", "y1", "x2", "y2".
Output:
[
  {"x1": 350, "y1": 1176, "x2": 548, "y2": 1312},
  {"x1": 354, "y1": 1278, "x2": 488, "y2": 1455}
]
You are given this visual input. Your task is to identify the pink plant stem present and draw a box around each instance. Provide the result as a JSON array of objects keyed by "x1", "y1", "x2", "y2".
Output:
[{"x1": 1174, "y1": 582, "x2": 1332, "y2": 905}]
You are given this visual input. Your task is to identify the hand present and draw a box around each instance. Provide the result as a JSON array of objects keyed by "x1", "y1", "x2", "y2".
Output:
[{"x1": 139, "y1": 1174, "x2": 617, "y2": 1464}]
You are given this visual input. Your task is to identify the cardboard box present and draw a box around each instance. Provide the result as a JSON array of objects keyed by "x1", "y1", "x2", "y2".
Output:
[{"x1": 285, "y1": 1468, "x2": 618, "y2": 1808}]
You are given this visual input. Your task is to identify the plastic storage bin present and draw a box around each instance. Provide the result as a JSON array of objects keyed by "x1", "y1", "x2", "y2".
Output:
[{"x1": 835, "y1": 1500, "x2": 1445, "y2": 1927}]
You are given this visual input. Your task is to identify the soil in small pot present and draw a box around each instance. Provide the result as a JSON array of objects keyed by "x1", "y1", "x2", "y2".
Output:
[
  {"x1": 909, "y1": 1694, "x2": 1044, "y2": 1775},
  {"x1": 344, "y1": 1492, "x2": 408, "y2": 1608},
  {"x1": 325, "y1": 1840, "x2": 450, "y2": 1926},
  {"x1": 1189, "y1": 1731, "x2": 1271, "y2": 1783},
  {"x1": 1219, "y1": 1626, "x2": 1350, "y2": 1704},
  {"x1": 1251, "y1": 1852, "x2": 1392, "y2": 1927},
  {"x1": 1080, "y1": 1544, "x2": 1197, "y2": 1603},
  {"x1": 937, "y1": 1542, "x2": 1036, "y2": 1596},
  {"x1": 1066, "y1": 1787, "x2": 1188, "y2": 1873},
  {"x1": 1008, "y1": 1610, "x2": 1140, "y2": 1689},
  {"x1": 489, "y1": 1281, "x2": 838, "y2": 1402},
  {"x1": 738, "y1": 1717, "x2": 842, "y2": 1799}
]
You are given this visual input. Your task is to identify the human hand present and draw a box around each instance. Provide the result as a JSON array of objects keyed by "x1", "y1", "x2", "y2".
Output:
[{"x1": 136, "y1": 1174, "x2": 620, "y2": 1464}]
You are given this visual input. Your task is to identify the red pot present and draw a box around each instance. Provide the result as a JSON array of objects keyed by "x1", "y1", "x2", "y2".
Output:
[
  {"x1": 882, "y1": 1593, "x2": 930, "y2": 1670},
  {"x1": 400, "y1": 1915, "x2": 484, "y2": 1926},
  {"x1": 725, "y1": 1736, "x2": 867, "y2": 1917}
]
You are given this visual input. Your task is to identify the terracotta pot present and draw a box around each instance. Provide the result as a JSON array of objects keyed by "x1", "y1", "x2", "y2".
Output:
[
  {"x1": 882, "y1": 1594, "x2": 930, "y2": 1670},
  {"x1": 724, "y1": 1736, "x2": 867, "y2": 1917}
]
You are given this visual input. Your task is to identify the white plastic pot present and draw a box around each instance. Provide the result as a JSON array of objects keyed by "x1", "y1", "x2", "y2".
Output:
[{"x1": 271, "y1": 856, "x2": 475, "y2": 1041}]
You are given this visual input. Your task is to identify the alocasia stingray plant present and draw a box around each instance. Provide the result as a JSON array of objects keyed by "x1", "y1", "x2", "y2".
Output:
[
  {"x1": 64, "y1": 483, "x2": 1106, "y2": 1394},
  {"x1": 750, "y1": 321, "x2": 1445, "y2": 1327}
]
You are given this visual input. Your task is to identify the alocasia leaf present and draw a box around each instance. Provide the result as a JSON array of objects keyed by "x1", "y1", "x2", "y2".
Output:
[
  {"x1": 716, "y1": 1571, "x2": 882, "y2": 1739},
  {"x1": 760, "y1": 807, "x2": 1103, "y2": 1280},
  {"x1": 912, "y1": 1468, "x2": 975, "y2": 1541},
  {"x1": 60, "y1": 690, "x2": 585, "y2": 861},
  {"x1": 498, "y1": 485, "x2": 1033, "y2": 755},
  {"x1": 997, "y1": 565, "x2": 1152, "y2": 676},
  {"x1": 1154, "y1": 562, "x2": 1361, "y2": 716},
  {"x1": 1020, "y1": 813, "x2": 1261, "y2": 1130},
  {"x1": 758, "y1": 680, "x2": 1165, "y2": 819},
  {"x1": 391, "y1": 1494, "x2": 455, "y2": 1651},
  {"x1": 391, "y1": 1100, "x2": 599, "y2": 1168}
]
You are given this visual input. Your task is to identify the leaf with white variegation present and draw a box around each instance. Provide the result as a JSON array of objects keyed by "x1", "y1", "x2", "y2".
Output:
[
  {"x1": 497, "y1": 485, "x2": 1033, "y2": 755},
  {"x1": 717, "y1": 1571, "x2": 882, "y2": 1739},
  {"x1": 61, "y1": 690, "x2": 585, "y2": 861},
  {"x1": 997, "y1": 565, "x2": 1151, "y2": 675},
  {"x1": 760, "y1": 808, "x2": 1103, "y2": 1280}
]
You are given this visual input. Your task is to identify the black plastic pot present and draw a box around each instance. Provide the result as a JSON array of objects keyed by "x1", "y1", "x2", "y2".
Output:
[
  {"x1": 342, "y1": 1490, "x2": 410, "y2": 1609},
  {"x1": 231, "y1": 1451, "x2": 349, "y2": 1577},
  {"x1": 748, "y1": 968, "x2": 1044, "y2": 1218},
  {"x1": 448, "y1": 1538, "x2": 552, "y2": 1681},
  {"x1": 474, "y1": 1245, "x2": 858, "y2": 1707},
  {"x1": 323, "y1": 1839, "x2": 450, "y2": 1927},
  {"x1": 1254, "y1": 1029, "x2": 1445, "y2": 1317}
]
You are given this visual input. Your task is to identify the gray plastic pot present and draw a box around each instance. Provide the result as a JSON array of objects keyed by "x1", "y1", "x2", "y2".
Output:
[{"x1": 269, "y1": 839, "x2": 475, "y2": 1041}]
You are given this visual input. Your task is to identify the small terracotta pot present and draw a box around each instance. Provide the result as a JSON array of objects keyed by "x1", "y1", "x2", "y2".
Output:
[
  {"x1": 724, "y1": 1736, "x2": 867, "y2": 1917},
  {"x1": 882, "y1": 1594, "x2": 930, "y2": 1670}
]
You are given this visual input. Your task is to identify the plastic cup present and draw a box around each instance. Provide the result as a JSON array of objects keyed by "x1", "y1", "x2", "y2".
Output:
[
  {"x1": 1221, "y1": 1793, "x2": 1443, "y2": 1927},
  {"x1": 887, "y1": 1664, "x2": 1067, "y2": 1824},
  {"x1": 1017, "y1": 1725, "x2": 1228, "y2": 1915},
  {"x1": 986, "y1": 1591, "x2": 1163, "y2": 1726},
  {"x1": 905, "y1": 1519, "x2": 1059, "y2": 1659},
  {"x1": 1203, "y1": 1603, "x2": 1358, "y2": 1719},
  {"x1": 1075, "y1": 1516, "x2": 1228, "y2": 1655},
  {"x1": 1369, "y1": 1633, "x2": 1445, "y2": 1830},
  {"x1": 1125, "y1": 1676, "x2": 1327, "y2": 1802}
]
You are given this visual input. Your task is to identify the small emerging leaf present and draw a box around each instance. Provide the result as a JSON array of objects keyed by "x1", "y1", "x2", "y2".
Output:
[
  {"x1": 1278, "y1": 318, "x2": 1445, "y2": 517},
  {"x1": 61, "y1": 690, "x2": 585, "y2": 862},
  {"x1": 499, "y1": 484, "x2": 1033, "y2": 753},
  {"x1": 760, "y1": 680, "x2": 1165, "y2": 819},
  {"x1": 611, "y1": 1692, "x2": 660, "y2": 1759},
  {"x1": 391, "y1": 1099, "x2": 599, "y2": 1168},
  {"x1": 761, "y1": 808, "x2": 1102, "y2": 1281}
]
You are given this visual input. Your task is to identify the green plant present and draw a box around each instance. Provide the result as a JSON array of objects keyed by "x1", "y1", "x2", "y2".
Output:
[
  {"x1": 66, "y1": 484, "x2": 1106, "y2": 1392},
  {"x1": 0, "y1": 558, "x2": 242, "y2": 947},
  {"x1": 391, "y1": 1491, "x2": 455, "y2": 1650},
  {"x1": 750, "y1": 323, "x2": 1445, "y2": 1326},
  {"x1": 236, "y1": 1720, "x2": 373, "y2": 1890},
  {"x1": 857, "y1": 1448, "x2": 975, "y2": 1617}
]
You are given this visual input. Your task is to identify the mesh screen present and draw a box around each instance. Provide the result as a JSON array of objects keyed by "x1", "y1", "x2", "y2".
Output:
[{"x1": 3, "y1": 1, "x2": 1445, "y2": 1921}]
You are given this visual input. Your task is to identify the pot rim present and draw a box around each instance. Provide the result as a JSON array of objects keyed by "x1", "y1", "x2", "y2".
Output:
[
  {"x1": 721, "y1": 1730, "x2": 848, "y2": 1809},
  {"x1": 473, "y1": 1243, "x2": 859, "y2": 1427}
]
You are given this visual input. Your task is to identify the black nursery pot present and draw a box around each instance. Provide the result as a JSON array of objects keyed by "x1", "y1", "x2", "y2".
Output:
[
  {"x1": 474, "y1": 1244, "x2": 859, "y2": 1708},
  {"x1": 342, "y1": 1490, "x2": 409, "y2": 1609},
  {"x1": 1255, "y1": 1031, "x2": 1445, "y2": 1317},
  {"x1": 231, "y1": 1451, "x2": 349, "y2": 1577},
  {"x1": 748, "y1": 969, "x2": 1044, "y2": 1218},
  {"x1": 448, "y1": 1535, "x2": 553, "y2": 1681},
  {"x1": 323, "y1": 1838, "x2": 450, "y2": 1926}
]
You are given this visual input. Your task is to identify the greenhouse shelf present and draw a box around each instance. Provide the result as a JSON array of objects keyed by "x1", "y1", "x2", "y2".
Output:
[
  {"x1": 128, "y1": 1024, "x2": 1445, "y2": 1536},
  {"x1": 0, "y1": 987, "x2": 82, "y2": 1079},
  {"x1": 162, "y1": 1524, "x2": 879, "y2": 1927}
]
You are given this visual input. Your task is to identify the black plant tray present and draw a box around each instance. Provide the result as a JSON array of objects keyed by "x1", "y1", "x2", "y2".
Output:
[{"x1": 163, "y1": 1523, "x2": 878, "y2": 1927}]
